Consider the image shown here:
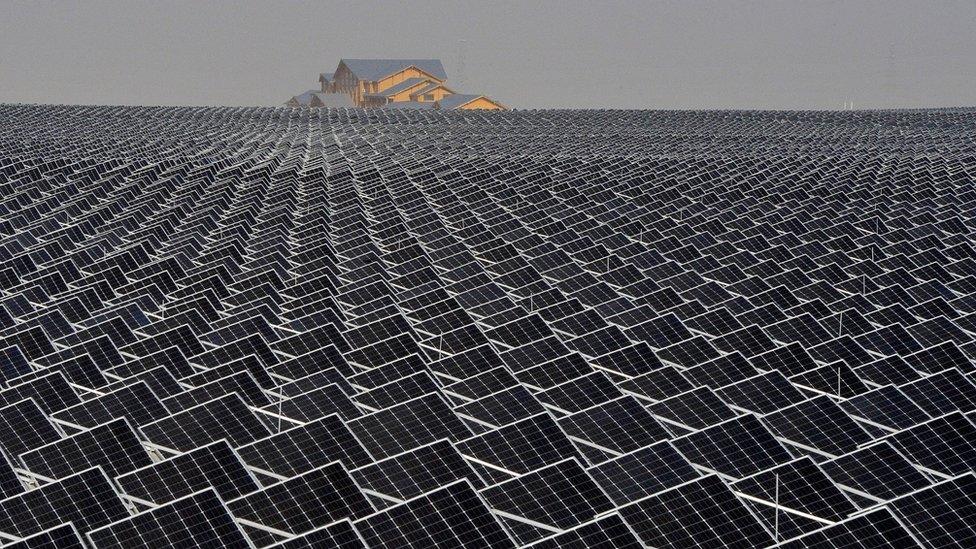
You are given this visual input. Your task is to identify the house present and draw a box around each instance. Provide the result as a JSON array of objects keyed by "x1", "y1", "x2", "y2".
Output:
[
  {"x1": 332, "y1": 59, "x2": 447, "y2": 106},
  {"x1": 410, "y1": 81, "x2": 455, "y2": 103},
  {"x1": 435, "y1": 94, "x2": 507, "y2": 111},
  {"x1": 318, "y1": 73, "x2": 334, "y2": 93},
  {"x1": 285, "y1": 58, "x2": 507, "y2": 110},
  {"x1": 383, "y1": 101, "x2": 436, "y2": 110},
  {"x1": 286, "y1": 90, "x2": 354, "y2": 108}
]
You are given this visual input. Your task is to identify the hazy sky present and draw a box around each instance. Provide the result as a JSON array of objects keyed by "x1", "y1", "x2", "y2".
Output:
[{"x1": 2, "y1": 0, "x2": 975, "y2": 110}]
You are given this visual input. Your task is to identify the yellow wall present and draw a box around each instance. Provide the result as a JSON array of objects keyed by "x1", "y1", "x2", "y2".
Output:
[
  {"x1": 458, "y1": 97, "x2": 505, "y2": 110},
  {"x1": 388, "y1": 81, "x2": 431, "y2": 102},
  {"x1": 413, "y1": 85, "x2": 453, "y2": 103},
  {"x1": 377, "y1": 67, "x2": 444, "y2": 92},
  {"x1": 324, "y1": 62, "x2": 509, "y2": 109}
]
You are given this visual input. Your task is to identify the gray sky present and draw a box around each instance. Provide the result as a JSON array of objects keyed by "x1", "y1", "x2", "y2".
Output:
[{"x1": 2, "y1": 0, "x2": 975, "y2": 110}]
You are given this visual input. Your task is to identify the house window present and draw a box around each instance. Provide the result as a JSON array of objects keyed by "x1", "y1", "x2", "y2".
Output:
[{"x1": 423, "y1": 94, "x2": 434, "y2": 101}]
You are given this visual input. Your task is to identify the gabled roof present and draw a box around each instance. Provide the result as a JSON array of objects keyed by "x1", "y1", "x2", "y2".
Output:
[
  {"x1": 435, "y1": 94, "x2": 483, "y2": 110},
  {"x1": 410, "y1": 82, "x2": 454, "y2": 97},
  {"x1": 288, "y1": 91, "x2": 354, "y2": 107},
  {"x1": 290, "y1": 90, "x2": 322, "y2": 106},
  {"x1": 382, "y1": 101, "x2": 436, "y2": 110},
  {"x1": 436, "y1": 94, "x2": 506, "y2": 110},
  {"x1": 338, "y1": 59, "x2": 447, "y2": 82},
  {"x1": 377, "y1": 78, "x2": 431, "y2": 97},
  {"x1": 313, "y1": 92, "x2": 354, "y2": 107},
  {"x1": 319, "y1": 72, "x2": 334, "y2": 83}
]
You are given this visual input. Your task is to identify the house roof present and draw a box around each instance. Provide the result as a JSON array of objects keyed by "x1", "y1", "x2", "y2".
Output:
[
  {"x1": 313, "y1": 92, "x2": 354, "y2": 107},
  {"x1": 377, "y1": 78, "x2": 430, "y2": 97},
  {"x1": 410, "y1": 82, "x2": 453, "y2": 97},
  {"x1": 289, "y1": 91, "x2": 354, "y2": 107},
  {"x1": 382, "y1": 101, "x2": 436, "y2": 110},
  {"x1": 339, "y1": 59, "x2": 447, "y2": 82},
  {"x1": 290, "y1": 90, "x2": 322, "y2": 106},
  {"x1": 319, "y1": 72, "x2": 334, "y2": 83},
  {"x1": 435, "y1": 94, "x2": 483, "y2": 110}
]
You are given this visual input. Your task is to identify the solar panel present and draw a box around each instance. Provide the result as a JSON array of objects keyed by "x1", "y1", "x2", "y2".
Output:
[
  {"x1": 455, "y1": 385, "x2": 546, "y2": 429},
  {"x1": 535, "y1": 372, "x2": 623, "y2": 414},
  {"x1": 442, "y1": 366, "x2": 520, "y2": 402},
  {"x1": 352, "y1": 439, "x2": 484, "y2": 504},
  {"x1": 672, "y1": 414, "x2": 794, "y2": 478},
  {"x1": 51, "y1": 381, "x2": 169, "y2": 429},
  {"x1": 839, "y1": 385, "x2": 932, "y2": 433},
  {"x1": 730, "y1": 457, "x2": 858, "y2": 538},
  {"x1": 265, "y1": 383, "x2": 362, "y2": 423},
  {"x1": 140, "y1": 393, "x2": 272, "y2": 453},
  {"x1": 0, "y1": 371, "x2": 81, "y2": 414},
  {"x1": 819, "y1": 441, "x2": 932, "y2": 505},
  {"x1": 520, "y1": 513, "x2": 644, "y2": 548},
  {"x1": 479, "y1": 459, "x2": 614, "y2": 543},
  {"x1": 354, "y1": 480, "x2": 515, "y2": 549},
  {"x1": 3, "y1": 103, "x2": 976, "y2": 546},
  {"x1": 86, "y1": 489, "x2": 253, "y2": 548},
  {"x1": 0, "y1": 398, "x2": 63, "y2": 459},
  {"x1": 19, "y1": 418, "x2": 153, "y2": 481},
  {"x1": 716, "y1": 371, "x2": 808, "y2": 414},
  {"x1": 771, "y1": 507, "x2": 922, "y2": 548},
  {"x1": 618, "y1": 474, "x2": 774, "y2": 547},
  {"x1": 115, "y1": 439, "x2": 261, "y2": 505},
  {"x1": 887, "y1": 473, "x2": 976, "y2": 547},
  {"x1": 354, "y1": 371, "x2": 442, "y2": 411},
  {"x1": 763, "y1": 396, "x2": 873, "y2": 459},
  {"x1": 558, "y1": 395, "x2": 670, "y2": 460},
  {"x1": 650, "y1": 386, "x2": 740, "y2": 432},
  {"x1": 236, "y1": 413, "x2": 374, "y2": 476},
  {"x1": 587, "y1": 441, "x2": 700, "y2": 505},
  {"x1": 880, "y1": 411, "x2": 976, "y2": 477},
  {"x1": 348, "y1": 393, "x2": 473, "y2": 460},
  {"x1": 3, "y1": 523, "x2": 87, "y2": 549},
  {"x1": 0, "y1": 467, "x2": 130, "y2": 538},
  {"x1": 228, "y1": 462, "x2": 374, "y2": 545},
  {"x1": 264, "y1": 519, "x2": 366, "y2": 548},
  {"x1": 898, "y1": 368, "x2": 976, "y2": 416},
  {"x1": 456, "y1": 413, "x2": 584, "y2": 482}
]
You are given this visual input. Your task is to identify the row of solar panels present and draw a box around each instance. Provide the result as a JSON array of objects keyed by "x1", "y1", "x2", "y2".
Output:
[{"x1": 0, "y1": 104, "x2": 975, "y2": 546}]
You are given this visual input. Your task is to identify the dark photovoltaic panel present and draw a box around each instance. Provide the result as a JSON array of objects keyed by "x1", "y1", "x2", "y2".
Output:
[
  {"x1": 557, "y1": 395, "x2": 670, "y2": 458},
  {"x1": 86, "y1": 489, "x2": 253, "y2": 548},
  {"x1": 730, "y1": 457, "x2": 859, "y2": 538},
  {"x1": 772, "y1": 507, "x2": 922, "y2": 548},
  {"x1": 0, "y1": 398, "x2": 63, "y2": 459},
  {"x1": 114, "y1": 439, "x2": 261, "y2": 505},
  {"x1": 456, "y1": 413, "x2": 584, "y2": 481},
  {"x1": 18, "y1": 418, "x2": 153, "y2": 480},
  {"x1": 672, "y1": 414, "x2": 794, "y2": 478},
  {"x1": 352, "y1": 439, "x2": 485, "y2": 503},
  {"x1": 237, "y1": 413, "x2": 374, "y2": 476},
  {"x1": 354, "y1": 480, "x2": 515, "y2": 548},
  {"x1": 1, "y1": 104, "x2": 975, "y2": 546},
  {"x1": 264, "y1": 519, "x2": 366, "y2": 548},
  {"x1": 887, "y1": 473, "x2": 976, "y2": 547},
  {"x1": 478, "y1": 459, "x2": 615, "y2": 543},
  {"x1": 0, "y1": 467, "x2": 130, "y2": 538},
  {"x1": 4, "y1": 523, "x2": 87, "y2": 549},
  {"x1": 619, "y1": 474, "x2": 773, "y2": 548},
  {"x1": 139, "y1": 393, "x2": 271, "y2": 453},
  {"x1": 587, "y1": 441, "x2": 701, "y2": 505},
  {"x1": 348, "y1": 393, "x2": 473, "y2": 460},
  {"x1": 819, "y1": 442, "x2": 933, "y2": 504},
  {"x1": 521, "y1": 513, "x2": 644, "y2": 549},
  {"x1": 227, "y1": 463, "x2": 374, "y2": 544}
]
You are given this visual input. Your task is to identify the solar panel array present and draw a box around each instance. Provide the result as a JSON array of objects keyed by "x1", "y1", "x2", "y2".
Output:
[{"x1": 0, "y1": 103, "x2": 973, "y2": 546}]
